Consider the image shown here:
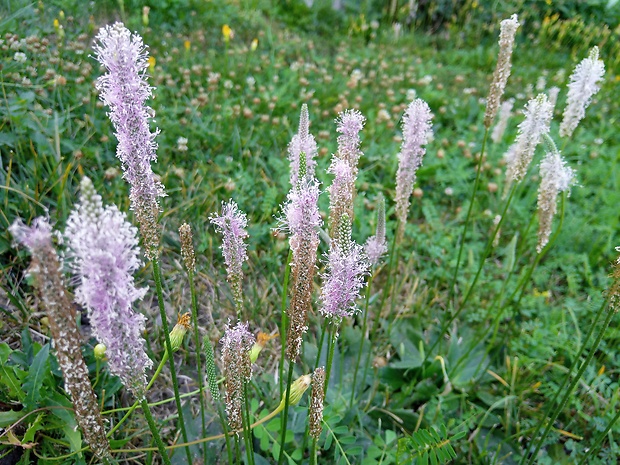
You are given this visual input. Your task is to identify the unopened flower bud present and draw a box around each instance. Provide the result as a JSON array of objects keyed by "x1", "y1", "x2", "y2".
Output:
[
  {"x1": 94, "y1": 343, "x2": 107, "y2": 360},
  {"x1": 278, "y1": 374, "x2": 311, "y2": 411},
  {"x1": 169, "y1": 312, "x2": 191, "y2": 352},
  {"x1": 249, "y1": 332, "x2": 276, "y2": 363}
]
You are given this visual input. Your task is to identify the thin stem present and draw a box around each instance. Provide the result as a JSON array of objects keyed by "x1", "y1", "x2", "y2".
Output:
[
  {"x1": 324, "y1": 323, "x2": 338, "y2": 397},
  {"x1": 350, "y1": 272, "x2": 375, "y2": 408},
  {"x1": 450, "y1": 129, "x2": 489, "y2": 300},
  {"x1": 310, "y1": 437, "x2": 319, "y2": 465},
  {"x1": 187, "y1": 269, "x2": 207, "y2": 463},
  {"x1": 234, "y1": 435, "x2": 241, "y2": 465},
  {"x1": 279, "y1": 249, "x2": 292, "y2": 397},
  {"x1": 151, "y1": 258, "x2": 192, "y2": 465},
  {"x1": 277, "y1": 362, "x2": 295, "y2": 465},
  {"x1": 140, "y1": 399, "x2": 171, "y2": 465},
  {"x1": 524, "y1": 298, "x2": 613, "y2": 465},
  {"x1": 243, "y1": 383, "x2": 255, "y2": 465}
]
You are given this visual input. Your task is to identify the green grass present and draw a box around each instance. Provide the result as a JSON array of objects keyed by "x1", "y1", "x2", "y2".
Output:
[{"x1": 1, "y1": 0, "x2": 619, "y2": 464}]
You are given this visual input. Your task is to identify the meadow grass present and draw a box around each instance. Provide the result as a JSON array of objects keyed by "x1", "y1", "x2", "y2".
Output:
[{"x1": 1, "y1": 1, "x2": 619, "y2": 464}]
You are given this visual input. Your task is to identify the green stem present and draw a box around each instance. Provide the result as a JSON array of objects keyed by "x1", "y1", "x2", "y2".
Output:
[
  {"x1": 152, "y1": 258, "x2": 192, "y2": 465},
  {"x1": 324, "y1": 323, "x2": 338, "y2": 398},
  {"x1": 243, "y1": 383, "x2": 255, "y2": 465},
  {"x1": 277, "y1": 363, "x2": 295, "y2": 465},
  {"x1": 524, "y1": 298, "x2": 614, "y2": 465},
  {"x1": 187, "y1": 269, "x2": 207, "y2": 463},
  {"x1": 279, "y1": 250, "x2": 292, "y2": 397},
  {"x1": 234, "y1": 435, "x2": 241, "y2": 465},
  {"x1": 350, "y1": 272, "x2": 375, "y2": 408},
  {"x1": 310, "y1": 437, "x2": 319, "y2": 465},
  {"x1": 140, "y1": 398, "x2": 172, "y2": 465},
  {"x1": 450, "y1": 129, "x2": 489, "y2": 300}
]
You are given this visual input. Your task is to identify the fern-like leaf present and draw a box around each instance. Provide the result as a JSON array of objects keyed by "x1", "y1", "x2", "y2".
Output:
[{"x1": 396, "y1": 424, "x2": 465, "y2": 465}]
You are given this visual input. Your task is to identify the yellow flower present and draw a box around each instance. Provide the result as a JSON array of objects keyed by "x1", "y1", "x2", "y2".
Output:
[
  {"x1": 251, "y1": 38, "x2": 258, "y2": 51},
  {"x1": 222, "y1": 24, "x2": 232, "y2": 42},
  {"x1": 148, "y1": 56, "x2": 156, "y2": 73},
  {"x1": 184, "y1": 40, "x2": 191, "y2": 52}
]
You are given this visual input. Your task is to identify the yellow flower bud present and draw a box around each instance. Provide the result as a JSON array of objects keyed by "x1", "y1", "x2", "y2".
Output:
[
  {"x1": 169, "y1": 312, "x2": 191, "y2": 352},
  {"x1": 148, "y1": 56, "x2": 156, "y2": 74},
  {"x1": 59, "y1": 10, "x2": 65, "y2": 20},
  {"x1": 222, "y1": 24, "x2": 232, "y2": 42},
  {"x1": 250, "y1": 38, "x2": 258, "y2": 51},
  {"x1": 94, "y1": 343, "x2": 107, "y2": 360},
  {"x1": 184, "y1": 40, "x2": 191, "y2": 52}
]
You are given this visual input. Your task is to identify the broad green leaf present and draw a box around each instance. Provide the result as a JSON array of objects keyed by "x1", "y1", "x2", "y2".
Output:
[
  {"x1": 22, "y1": 343, "x2": 50, "y2": 409},
  {"x1": 0, "y1": 410, "x2": 22, "y2": 427}
]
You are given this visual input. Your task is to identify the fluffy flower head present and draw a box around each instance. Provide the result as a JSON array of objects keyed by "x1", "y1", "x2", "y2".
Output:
[
  {"x1": 65, "y1": 177, "x2": 151, "y2": 397},
  {"x1": 559, "y1": 46, "x2": 605, "y2": 138}
]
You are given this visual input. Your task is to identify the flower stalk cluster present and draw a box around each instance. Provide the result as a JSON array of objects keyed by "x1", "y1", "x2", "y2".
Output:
[
  {"x1": 10, "y1": 218, "x2": 110, "y2": 459},
  {"x1": 94, "y1": 22, "x2": 166, "y2": 260},
  {"x1": 65, "y1": 177, "x2": 152, "y2": 399}
]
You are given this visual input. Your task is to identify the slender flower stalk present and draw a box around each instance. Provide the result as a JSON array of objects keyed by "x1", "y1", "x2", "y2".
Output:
[
  {"x1": 537, "y1": 144, "x2": 576, "y2": 252},
  {"x1": 505, "y1": 94, "x2": 554, "y2": 183},
  {"x1": 221, "y1": 321, "x2": 255, "y2": 432},
  {"x1": 364, "y1": 195, "x2": 388, "y2": 267},
  {"x1": 65, "y1": 177, "x2": 152, "y2": 399},
  {"x1": 484, "y1": 14, "x2": 520, "y2": 128},
  {"x1": 289, "y1": 104, "x2": 318, "y2": 186},
  {"x1": 93, "y1": 22, "x2": 165, "y2": 259},
  {"x1": 491, "y1": 99, "x2": 514, "y2": 144},
  {"x1": 559, "y1": 46, "x2": 605, "y2": 138},
  {"x1": 328, "y1": 109, "x2": 366, "y2": 237},
  {"x1": 10, "y1": 218, "x2": 110, "y2": 460},
  {"x1": 210, "y1": 200, "x2": 249, "y2": 314},
  {"x1": 394, "y1": 98, "x2": 433, "y2": 236}
]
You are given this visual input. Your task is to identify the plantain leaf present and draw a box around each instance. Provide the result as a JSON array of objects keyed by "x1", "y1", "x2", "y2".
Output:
[{"x1": 22, "y1": 344, "x2": 50, "y2": 410}]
